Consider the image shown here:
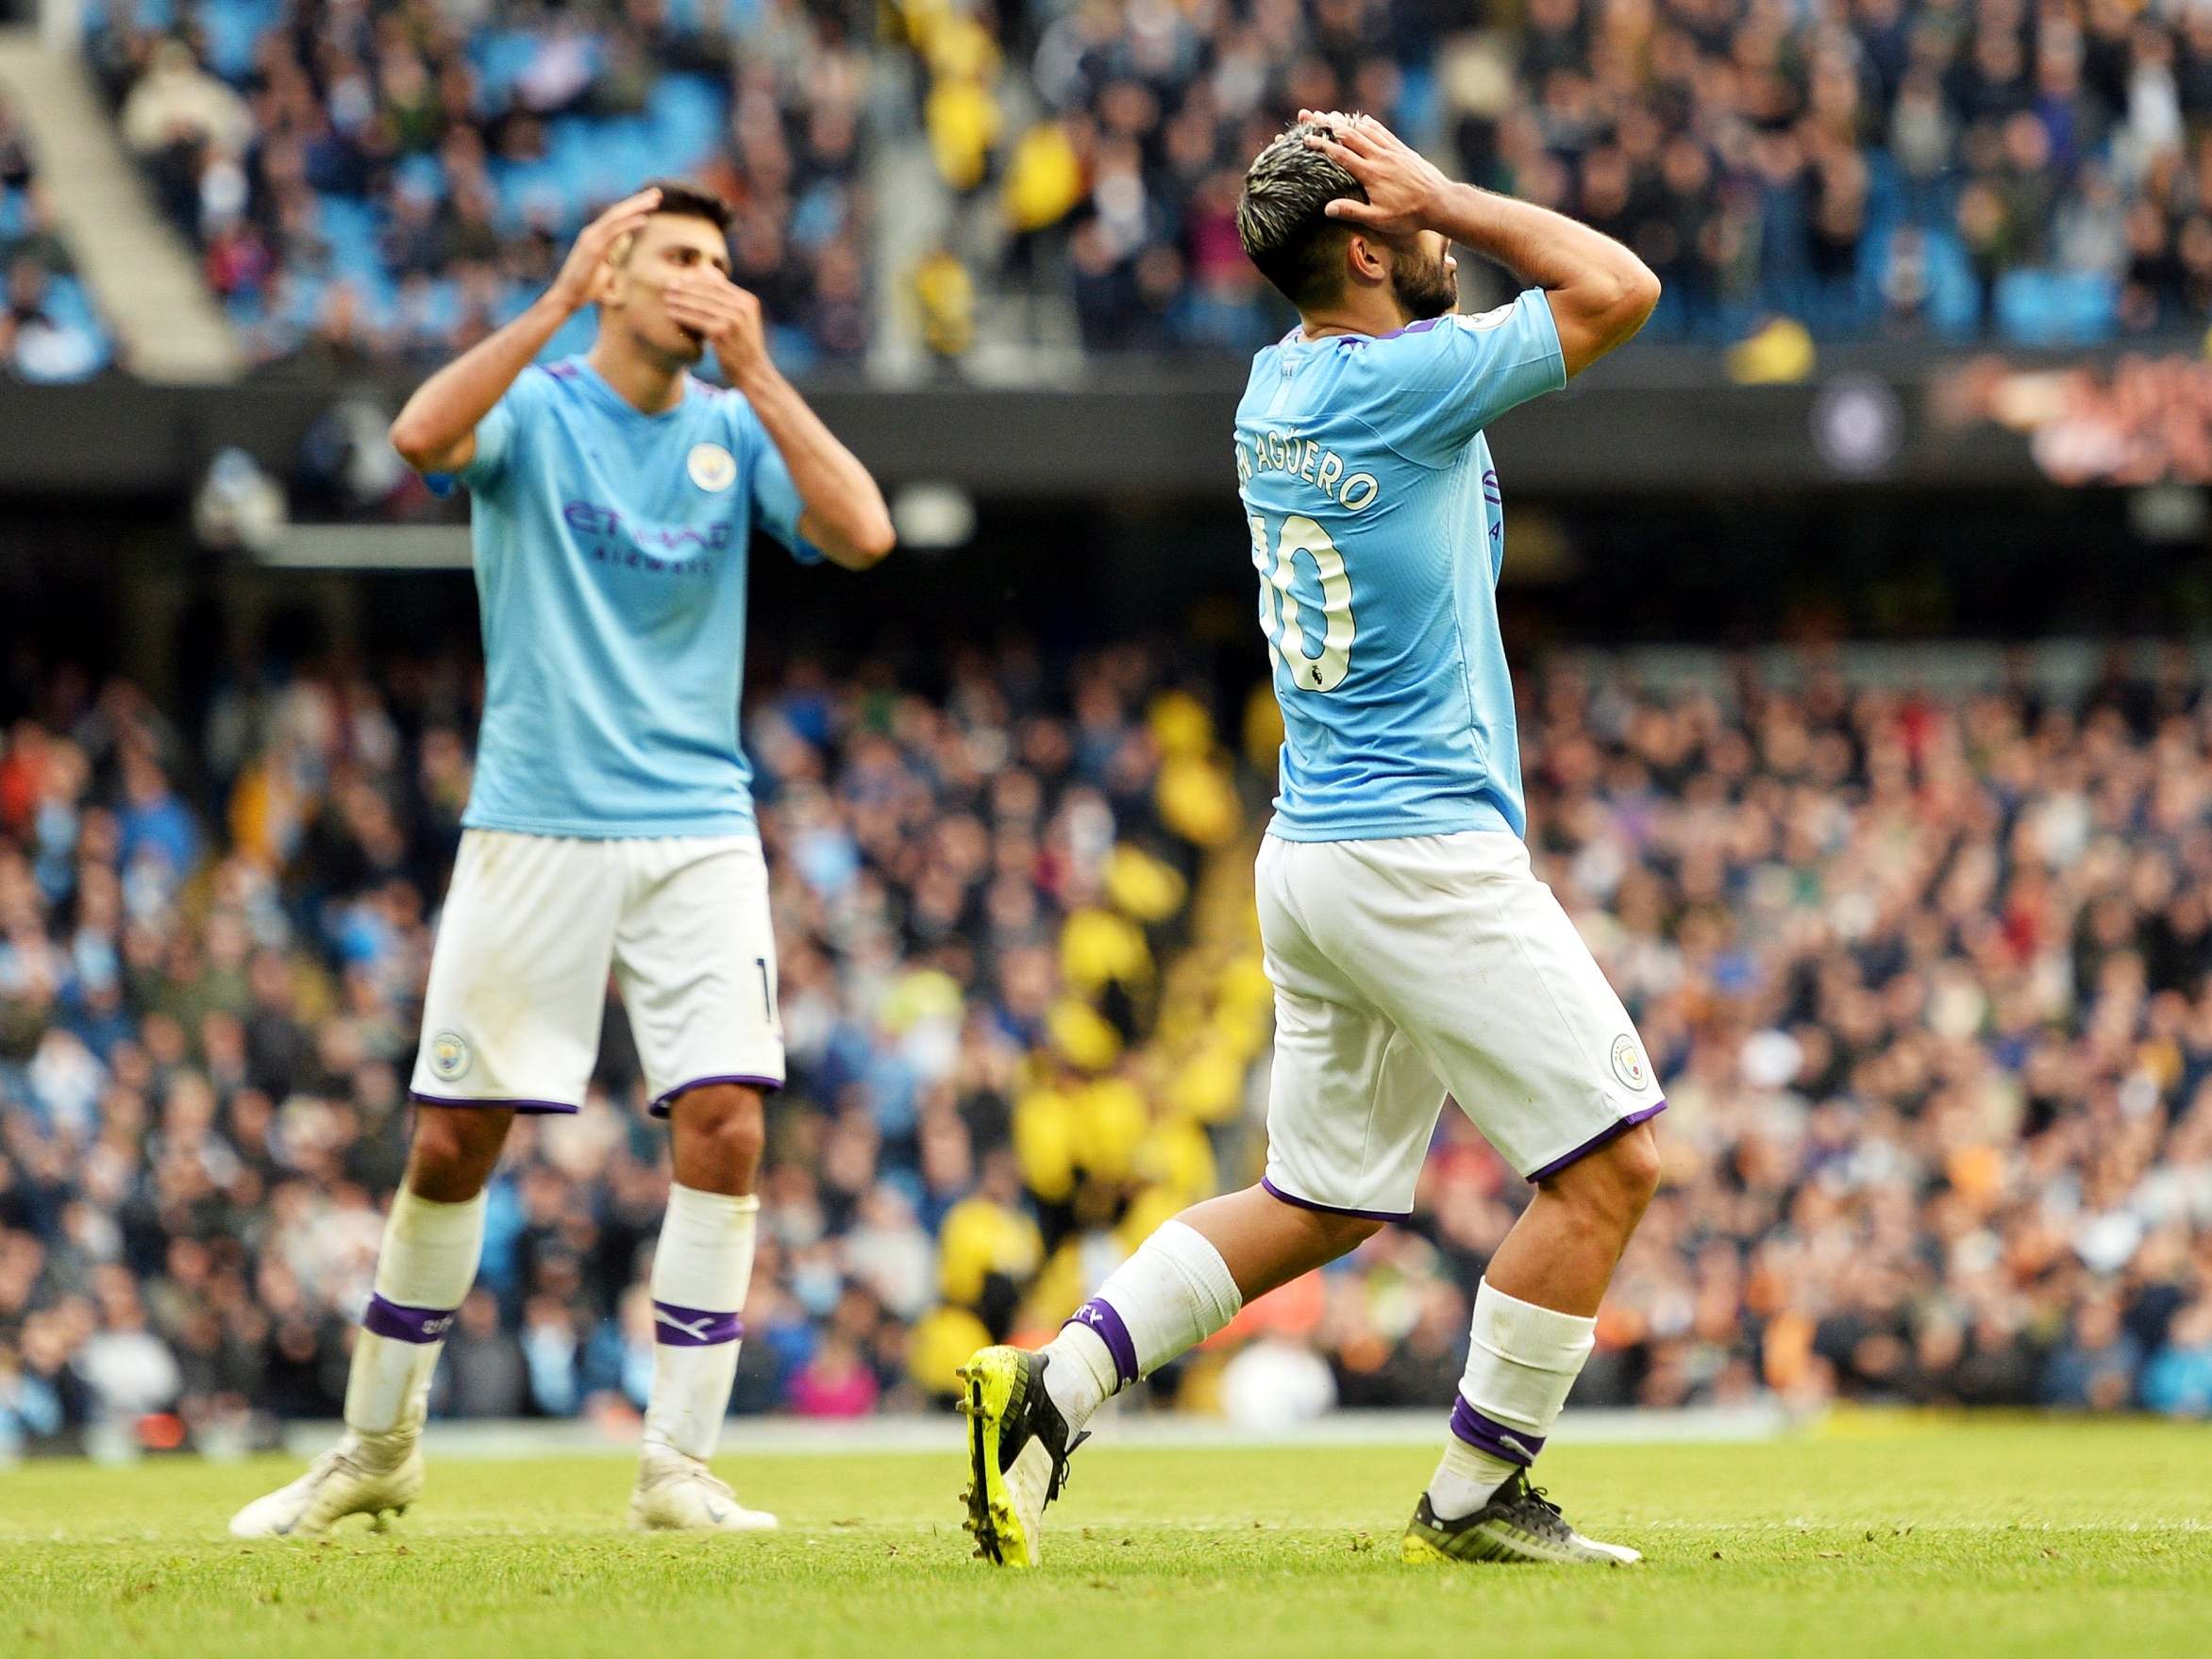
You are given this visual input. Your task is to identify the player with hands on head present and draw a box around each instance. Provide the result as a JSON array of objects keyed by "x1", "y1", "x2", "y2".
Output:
[
  {"x1": 229, "y1": 179, "x2": 891, "y2": 1543},
  {"x1": 956, "y1": 112, "x2": 1663, "y2": 1571}
]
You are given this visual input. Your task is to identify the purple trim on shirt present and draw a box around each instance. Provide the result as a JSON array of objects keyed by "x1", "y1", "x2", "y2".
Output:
[
  {"x1": 411, "y1": 1090, "x2": 578, "y2": 1116},
  {"x1": 362, "y1": 1294, "x2": 458, "y2": 1345},
  {"x1": 1526, "y1": 1100, "x2": 1668, "y2": 1184},
  {"x1": 652, "y1": 1300, "x2": 745, "y2": 1347},
  {"x1": 648, "y1": 1073, "x2": 786, "y2": 1119},
  {"x1": 1261, "y1": 1176, "x2": 1412, "y2": 1224},
  {"x1": 1064, "y1": 1298, "x2": 1140, "y2": 1386},
  {"x1": 1368, "y1": 315, "x2": 1447, "y2": 342},
  {"x1": 1450, "y1": 1395, "x2": 1545, "y2": 1466}
]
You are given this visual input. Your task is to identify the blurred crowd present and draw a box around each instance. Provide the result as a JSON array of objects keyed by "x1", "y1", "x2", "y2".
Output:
[
  {"x1": 0, "y1": 637, "x2": 1257, "y2": 1450},
  {"x1": 89, "y1": 0, "x2": 871, "y2": 371},
  {"x1": 6, "y1": 639, "x2": 2212, "y2": 1456},
  {"x1": 0, "y1": 92, "x2": 111, "y2": 383},
  {"x1": 899, "y1": 0, "x2": 2212, "y2": 354},
  {"x1": 61, "y1": 0, "x2": 2212, "y2": 370}
]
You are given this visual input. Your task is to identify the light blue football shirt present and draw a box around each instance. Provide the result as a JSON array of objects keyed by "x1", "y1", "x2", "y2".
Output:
[
  {"x1": 1233, "y1": 288, "x2": 1567, "y2": 842},
  {"x1": 449, "y1": 357, "x2": 820, "y2": 838}
]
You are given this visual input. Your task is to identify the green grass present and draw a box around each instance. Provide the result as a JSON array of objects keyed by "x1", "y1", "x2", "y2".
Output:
[{"x1": 1, "y1": 1419, "x2": 2207, "y2": 1659}]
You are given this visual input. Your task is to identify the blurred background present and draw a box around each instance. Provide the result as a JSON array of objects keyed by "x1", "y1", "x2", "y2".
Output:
[{"x1": 4, "y1": 0, "x2": 2212, "y2": 1460}]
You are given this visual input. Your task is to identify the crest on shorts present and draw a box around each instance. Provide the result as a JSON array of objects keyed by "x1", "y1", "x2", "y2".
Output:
[
  {"x1": 1610, "y1": 1032, "x2": 1647, "y2": 1091},
  {"x1": 687, "y1": 442, "x2": 737, "y2": 493},
  {"x1": 428, "y1": 1029, "x2": 472, "y2": 1082}
]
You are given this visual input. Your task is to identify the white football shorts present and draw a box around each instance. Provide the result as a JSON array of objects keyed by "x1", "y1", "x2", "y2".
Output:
[
  {"x1": 1256, "y1": 829, "x2": 1664, "y2": 1217},
  {"x1": 410, "y1": 830, "x2": 783, "y2": 1117}
]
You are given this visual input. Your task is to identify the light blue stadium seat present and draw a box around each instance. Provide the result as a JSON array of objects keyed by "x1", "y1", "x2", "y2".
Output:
[
  {"x1": 82, "y1": 0, "x2": 178, "y2": 38},
  {"x1": 1994, "y1": 268, "x2": 2118, "y2": 346},
  {"x1": 1857, "y1": 223, "x2": 1982, "y2": 340},
  {"x1": 199, "y1": 0, "x2": 282, "y2": 82},
  {"x1": 648, "y1": 75, "x2": 726, "y2": 167},
  {"x1": 394, "y1": 153, "x2": 446, "y2": 204},
  {"x1": 537, "y1": 308, "x2": 599, "y2": 361}
]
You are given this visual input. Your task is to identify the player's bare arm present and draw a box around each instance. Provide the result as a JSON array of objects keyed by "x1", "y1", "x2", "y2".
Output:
[
  {"x1": 663, "y1": 272, "x2": 896, "y2": 569},
  {"x1": 387, "y1": 187, "x2": 665, "y2": 474},
  {"x1": 1302, "y1": 112, "x2": 1659, "y2": 376}
]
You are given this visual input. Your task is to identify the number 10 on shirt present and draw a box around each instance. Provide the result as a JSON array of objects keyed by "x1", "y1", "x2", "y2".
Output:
[{"x1": 1251, "y1": 511, "x2": 1357, "y2": 694}]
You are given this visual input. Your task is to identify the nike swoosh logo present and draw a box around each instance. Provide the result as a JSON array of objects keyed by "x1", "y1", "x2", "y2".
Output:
[{"x1": 654, "y1": 1310, "x2": 717, "y2": 1341}]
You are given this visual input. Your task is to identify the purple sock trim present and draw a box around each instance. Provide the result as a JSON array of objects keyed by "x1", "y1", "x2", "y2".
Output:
[
  {"x1": 411, "y1": 1090, "x2": 578, "y2": 1116},
  {"x1": 1450, "y1": 1395, "x2": 1545, "y2": 1466},
  {"x1": 647, "y1": 1074, "x2": 785, "y2": 1118},
  {"x1": 362, "y1": 1294, "x2": 458, "y2": 1345},
  {"x1": 1260, "y1": 1176, "x2": 1413, "y2": 1223},
  {"x1": 652, "y1": 1300, "x2": 744, "y2": 1347},
  {"x1": 1064, "y1": 1298, "x2": 1140, "y2": 1386},
  {"x1": 1525, "y1": 1099, "x2": 1668, "y2": 1184}
]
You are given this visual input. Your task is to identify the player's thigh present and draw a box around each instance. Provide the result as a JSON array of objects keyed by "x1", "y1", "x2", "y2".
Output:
[
  {"x1": 411, "y1": 830, "x2": 619, "y2": 1111},
  {"x1": 1348, "y1": 832, "x2": 1664, "y2": 1181},
  {"x1": 613, "y1": 835, "x2": 785, "y2": 1118},
  {"x1": 1257, "y1": 836, "x2": 1450, "y2": 1222}
]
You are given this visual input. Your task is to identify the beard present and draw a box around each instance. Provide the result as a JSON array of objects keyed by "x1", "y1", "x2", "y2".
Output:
[{"x1": 1390, "y1": 252, "x2": 1459, "y2": 321}]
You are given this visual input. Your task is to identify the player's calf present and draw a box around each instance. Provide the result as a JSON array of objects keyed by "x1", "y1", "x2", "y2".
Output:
[
  {"x1": 628, "y1": 1178, "x2": 774, "y2": 1531},
  {"x1": 1411, "y1": 1128, "x2": 1660, "y2": 1563}
]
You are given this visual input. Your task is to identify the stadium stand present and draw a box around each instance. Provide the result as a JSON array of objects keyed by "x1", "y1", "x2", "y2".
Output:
[
  {"x1": 84, "y1": 0, "x2": 871, "y2": 371},
  {"x1": 4, "y1": 639, "x2": 2211, "y2": 1450},
  {"x1": 912, "y1": 0, "x2": 2212, "y2": 352},
  {"x1": 0, "y1": 88, "x2": 112, "y2": 382},
  {"x1": 59, "y1": 0, "x2": 2212, "y2": 367}
]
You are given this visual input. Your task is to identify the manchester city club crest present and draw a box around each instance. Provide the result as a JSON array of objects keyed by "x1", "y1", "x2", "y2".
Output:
[
  {"x1": 687, "y1": 441, "x2": 736, "y2": 493},
  {"x1": 1610, "y1": 1032, "x2": 1647, "y2": 1091},
  {"x1": 428, "y1": 1029, "x2": 472, "y2": 1081}
]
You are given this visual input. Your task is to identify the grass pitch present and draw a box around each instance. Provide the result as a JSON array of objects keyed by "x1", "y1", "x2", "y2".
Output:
[{"x1": 1, "y1": 1418, "x2": 2206, "y2": 1659}]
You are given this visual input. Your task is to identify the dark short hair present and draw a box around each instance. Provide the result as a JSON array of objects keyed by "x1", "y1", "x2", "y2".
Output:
[
  {"x1": 1237, "y1": 123, "x2": 1366, "y2": 308},
  {"x1": 639, "y1": 178, "x2": 733, "y2": 236}
]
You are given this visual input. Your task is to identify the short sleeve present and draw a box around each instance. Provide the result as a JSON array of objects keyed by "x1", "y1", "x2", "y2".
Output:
[
  {"x1": 737, "y1": 400, "x2": 825, "y2": 564},
  {"x1": 1358, "y1": 289, "x2": 1567, "y2": 467},
  {"x1": 440, "y1": 369, "x2": 545, "y2": 494}
]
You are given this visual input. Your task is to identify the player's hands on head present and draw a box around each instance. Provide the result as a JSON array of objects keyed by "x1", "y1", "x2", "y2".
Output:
[
  {"x1": 1299, "y1": 111, "x2": 1451, "y2": 239},
  {"x1": 662, "y1": 270, "x2": 770, "y2": 381},
  {"x1": 551, "y1": 187, "x2": 664, "y2": 313}
]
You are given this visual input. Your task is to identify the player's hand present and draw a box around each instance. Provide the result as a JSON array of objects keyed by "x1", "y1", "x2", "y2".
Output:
[
  {"x1": 548, "y1": 187, "x2": 663, "y2": 314},
  {"x1": 663, "y1": 270, "x2": 771, "y2": 381},
  {"x1": 1299, "y1": 111, "x2": 1451, "y2": 238}
]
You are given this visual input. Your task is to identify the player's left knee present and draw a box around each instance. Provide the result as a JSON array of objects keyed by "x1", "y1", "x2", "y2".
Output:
[
  {"x1": 667, "y1": 1082, "x2": 767, "y2": 1189},
  {"x1": 1609, "y1": 1122, "x2": 1662, "y2": 1207},
  {"x1": 1544, "y1": 1122, "x2": 1660, "y2": 1237}
]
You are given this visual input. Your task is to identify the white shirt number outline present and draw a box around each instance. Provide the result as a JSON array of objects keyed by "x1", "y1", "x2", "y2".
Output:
[{"x1": 1250, "y1": 511, "x2": 1355, "y2": 694}]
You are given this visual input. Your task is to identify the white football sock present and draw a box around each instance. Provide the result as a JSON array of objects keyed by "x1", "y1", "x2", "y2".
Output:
[
  {"x1": 344, "y1": 1185, "x2": 488, "y2": 1458},
  {"x1": 1428, "y1": 1278, "x2": 1597, "y2": 1520},
  {"x1": 1041, "y1": 1219, "x2": 1243, "y2": 1431},
  {"x1": 643, "y1": 1184, "x2": 759, "y2": 1463}
]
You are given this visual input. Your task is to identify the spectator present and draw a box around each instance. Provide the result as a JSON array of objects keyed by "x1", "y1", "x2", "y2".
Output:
[
  {"x1": 2042, "y1": 1294, "x2": 2144, "y2": 1410},
  {"x1": 2140, "y1": 1298, "x2": 2212, "y2": 1416},
  {"x1": 6, "y1": 637, "x2": 2212, "y2": 1444},
  {"x1": 441, "y1": 1287, "x2": 527, "y2": 1419}
]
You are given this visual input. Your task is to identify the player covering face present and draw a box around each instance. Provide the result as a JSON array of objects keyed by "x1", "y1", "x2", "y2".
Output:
[
  {"x1": 958, "y1": 113, "x2": 1664, "y2": 1568},
  {"x1": 228, "y1": 182, "x2": 893, "y2": 1540}
]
